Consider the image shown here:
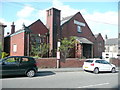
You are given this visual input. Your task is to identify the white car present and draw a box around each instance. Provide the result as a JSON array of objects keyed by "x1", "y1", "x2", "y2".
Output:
[{"x1": 83, "y1": 59, "x2": 116, "y2": 74}]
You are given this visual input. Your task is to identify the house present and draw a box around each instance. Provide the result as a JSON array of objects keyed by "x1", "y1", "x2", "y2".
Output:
[
  {"x1": 102, "y1": 37, "x2": 118, "y2": 60},
  {"x1": 5, "y1": 20, "x2": 48, "y2": 56},
  {"x1": 4, "y1": 7, "x2": 104, "y2": 58},
  {"x1": 94, "y1": 33, "x2": 105, "y2": 58},
  {"x1": 0, "y1": 22, "x2": 7, "y2": 52}
]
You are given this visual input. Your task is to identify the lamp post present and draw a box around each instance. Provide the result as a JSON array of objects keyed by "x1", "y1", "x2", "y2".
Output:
[{"x1": 57, "y1": 41, "x2": 60, "y2": 68}]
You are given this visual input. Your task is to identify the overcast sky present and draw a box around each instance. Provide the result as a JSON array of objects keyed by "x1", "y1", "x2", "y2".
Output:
[{"x1": 0, "y1": 0, "x2": 118, "y2": 39}]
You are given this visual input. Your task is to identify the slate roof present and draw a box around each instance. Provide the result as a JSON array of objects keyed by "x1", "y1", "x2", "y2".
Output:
[
  {"x1": 76, "y1": 37, "x2": 93, "y2": 44},
  {"x1": 61, "y1": 15, "x2": 74, "y2": 25},
  {"x1": 94, "y1": 34, "x2": 99, "y2": 38},
  {"x1": 106, "y1": 38, "x2": 118, "y2": 45}
]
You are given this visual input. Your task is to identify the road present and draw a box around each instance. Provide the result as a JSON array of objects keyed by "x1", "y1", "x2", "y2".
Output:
[{"x1": 1, "y1": 71, "x2": 119, "y2": 88}]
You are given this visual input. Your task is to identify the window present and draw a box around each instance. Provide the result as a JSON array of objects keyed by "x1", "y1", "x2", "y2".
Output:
[
  {"x1": 21, "y1": 58, "x2": 29, "y2": 63},
  {"x1": 95, "y1": 60, "x2": 101, "y2": 63},
  {"x1": 4, "y1": 57, "x2": 19, "y2": 64},
  {"x1": 85, "y1": 60, "x2": 93, "y2": 63},
  {"x1": 13, "y1": 44, "x2": 17, "y2": 52},
  {"x1": 77, "y1": 26, "x2": 81, "y2": 33}
]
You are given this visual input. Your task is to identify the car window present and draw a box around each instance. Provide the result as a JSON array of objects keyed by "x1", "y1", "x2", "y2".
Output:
[
  {"x1": 85, "y1": 60, "x2": 93, "y2": 63},
  {"x1": 95, "y1": 60, "x2": 102, "y2": 63},
  {"x1": 21, "y1": 58, "x2": 29, "y2": 63},
  {"x1": 4, "y1": 57, "x2": 19, "y2": 64},
  {"x1": 102, "y1": 60, "x2": 110, "y2": 64}
]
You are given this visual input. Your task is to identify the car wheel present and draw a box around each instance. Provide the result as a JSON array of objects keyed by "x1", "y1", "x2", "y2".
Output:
[
  {"x1": 93, "y1": 68, "x2": 99, "y2": 74},
  {"x1": 111, "y1": 68, "x2": 116, "y2": 73},
  {"x1": 26, "y1": 70, "x2": 35, "y2": 77}
]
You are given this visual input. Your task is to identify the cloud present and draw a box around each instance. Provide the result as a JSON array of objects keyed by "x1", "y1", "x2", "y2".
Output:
[
  {"x1": 2, "y1": 0, "x2": 118, "y2": 39},
  {"x1": 82, "y1": 11, "x2": 118, "y2": 38},
  {"x1": 83, "y1": 11, "x2": 118, "y2": 25},
  {"x1": 0, "y1": 18, "x2": 34, "y2": 36},
  {"x1": 37, "y1": 0, "x2": 86, "y2": 24},
  {"x1": 17, "y1": 6, "x2": 35, "y2": 18},
  {"x1": 0, "y1": 18, "x2": 12, "y2": 35},
  {"x1": 51, "y1": 0, "x2": 86, "y2": 18}
]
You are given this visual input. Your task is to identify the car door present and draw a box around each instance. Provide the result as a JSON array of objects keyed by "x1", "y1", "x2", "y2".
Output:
[
  {"x1": 102, "y1": 60, "x2": 112, "y2": 71},
  {"x1": 2, "y1": 57, "x2": 20, "y2": 75},
  {"x1": 95, "y1": 60, "x2": 105, "y2": 71},
  {"x1": 19, "y1": 57, "x2": 30, "y2": 74}
]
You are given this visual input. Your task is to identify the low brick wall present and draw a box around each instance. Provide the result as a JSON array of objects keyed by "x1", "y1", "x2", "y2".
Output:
[
  {"x1": 109, "y1": 58, "x2": 120, "y2": 67},
  {"x1": 36, "y1": 58, "x2": 57, "y2": 68},
  {"x1": 60, "y1": 58, "x2": 85, "y2": 68},
  {"x1": 36, "y1": 58, "x2": 85, "y2": 68},
  {"x1": 35, "y1": 58, "x2": 120, "y2": 68}
]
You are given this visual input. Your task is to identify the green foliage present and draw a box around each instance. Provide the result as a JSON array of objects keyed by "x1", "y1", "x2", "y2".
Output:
[
  {"x1": 1, "y1": 52, "x2": 8, "y2": 59},
  {"x1": 31, "y1": 43, "x2": 49, "y2": 58},
  {"x1": 59, "y1": 36, "x2": 76, "y2": 59}
]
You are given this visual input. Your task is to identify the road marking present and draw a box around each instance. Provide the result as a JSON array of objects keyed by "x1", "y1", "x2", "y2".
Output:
[{"x1": 78, "y1": 83, "x2": 109, "y2": 88}]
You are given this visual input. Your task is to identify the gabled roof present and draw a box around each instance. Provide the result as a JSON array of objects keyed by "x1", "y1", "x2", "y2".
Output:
[
  {"x1": 28, "y1": 19, "x2": 48, "y2": 34},
  {"x1": 106, "y1": 38, "x2": 118, "y2": 45}
]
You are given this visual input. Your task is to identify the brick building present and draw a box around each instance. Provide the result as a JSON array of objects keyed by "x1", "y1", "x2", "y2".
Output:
[
  {"x1": 61, "y1": 12, "x2": 104, "y2": 58},
  {"x1": 4, "y1": 7, "x2": 104, "y2": 58},
  {"x1": 4, "y1": 20, "x2": 48, "y2": 56}
]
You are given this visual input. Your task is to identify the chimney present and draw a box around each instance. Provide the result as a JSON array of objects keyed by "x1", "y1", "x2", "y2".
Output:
[{"x1": 11, "y1": 22, "x2": 15, "y2": 34}]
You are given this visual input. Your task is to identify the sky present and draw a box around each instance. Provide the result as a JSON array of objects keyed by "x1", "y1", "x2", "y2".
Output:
[{"x1": 0, "y1": 0, "x2": 119, "y2": 39}]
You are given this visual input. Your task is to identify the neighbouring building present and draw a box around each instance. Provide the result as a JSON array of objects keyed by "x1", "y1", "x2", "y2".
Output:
[
  {"x1": 0, "y1": 22, "x2": 7, "y2": 52},
  {"x1": 102, "y1": 37, "x2": 118, "y2": 60},
  {"x1": 94, "y1": 33, "x2": 105, "y2": 58},
  {"x1": 4, "y1": 20, "x2": 48, "y2": 56},
  {"x1": 4, "y1": 7, "x2": 104, "y2": 58}
]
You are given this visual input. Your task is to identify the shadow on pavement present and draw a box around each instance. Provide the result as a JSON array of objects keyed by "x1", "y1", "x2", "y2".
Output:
[
  {"x1": 84, "y1": 70, "x2": 119, "y2": 74},
  {"x1": 35, "y1": 71, "x2": 56, "y2": 77},
  {"x1": 1, "y1": 71, "x2": 56, "y2": 79}
]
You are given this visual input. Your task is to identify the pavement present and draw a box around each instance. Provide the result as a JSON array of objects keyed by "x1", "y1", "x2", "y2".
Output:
[{"x1": 38, "y1": 67, "x2": 119, "y2": 72}]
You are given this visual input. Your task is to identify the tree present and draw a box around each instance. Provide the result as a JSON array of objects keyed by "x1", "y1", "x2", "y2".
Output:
[
  {"x1": 59, "y1": 36, "x2": 76, "y2": 59},
  {"x1": 31, "y1": 43, "x2": 49, "y2": 58}
]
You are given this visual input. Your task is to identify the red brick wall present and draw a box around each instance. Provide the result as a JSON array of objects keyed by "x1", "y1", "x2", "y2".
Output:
[
  {"x1": 36, "y1": 58, "x2": 85, "y2": 68},
  {"x1": 110, "y1": 58, "x2": 120, "y2": 67},
  {"x1": 61, "y1": 12, "x2": 95, "y2": 42},
  {"x1": 36, "y1": 58, "x2": 120, "y2": 68},
  {"x1": 94, "y1": 34, "x2": 105, "y2": 58},
  {"x1": 29, "y1": 19, "x2": 48, "y2": 35},
  {"x1": 61, "y1": 12, "x2": 96, "y2": 58},
  {"x1": 61, "y1": 12, "x2": 105, "y2": 58},
  {"x1": 10, "y1": 31, "x2": 25, "y2": 56}
]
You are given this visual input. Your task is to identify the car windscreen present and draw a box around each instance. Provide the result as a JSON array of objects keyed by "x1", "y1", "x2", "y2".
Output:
[{"x1": 85, "y1": 60, "x2": 93, "y2": 63}]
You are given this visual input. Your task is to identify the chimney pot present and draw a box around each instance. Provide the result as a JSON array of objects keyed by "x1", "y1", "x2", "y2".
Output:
[{"x1": 11, "y1": 22, "x2": 15, "y2": 34}]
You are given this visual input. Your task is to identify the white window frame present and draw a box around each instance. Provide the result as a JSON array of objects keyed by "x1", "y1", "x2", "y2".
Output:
[
  {"x1": 77, "y1": 25, "x2": 82, "y2": 33},
  {"x1": 13, "y1": 44, "x2": 17, "y2": 52}
]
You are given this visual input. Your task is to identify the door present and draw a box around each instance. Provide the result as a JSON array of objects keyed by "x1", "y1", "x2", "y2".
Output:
[
  {"x1": 95, "y1": 60, "x2": 105, "y2": 71},
  {"x1": 19, "y1": 57, "x2": 30, "y2": 74},
  {"x1": 2, "y1": 57, "x2": 20, "y2": 75},
  {"x1": 101, "y1": 60, "x2": 112, "y2": 71}
]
